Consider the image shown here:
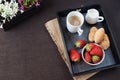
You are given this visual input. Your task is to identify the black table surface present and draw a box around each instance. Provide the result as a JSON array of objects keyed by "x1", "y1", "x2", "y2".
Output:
[{"x1": 0, "y1": 0, "x2": 120, "y2": 80}]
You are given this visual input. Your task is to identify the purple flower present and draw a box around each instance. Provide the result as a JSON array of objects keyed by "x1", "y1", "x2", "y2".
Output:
[
  {"x1": 18, "y1": 0, "x2": 23, "y2": 4},
  {"x1": 35, "y1": 2, "x2": 40, "y2": 6},
  {"x1": 20, "y1": 5, "x2": 24, "y2": 11}
]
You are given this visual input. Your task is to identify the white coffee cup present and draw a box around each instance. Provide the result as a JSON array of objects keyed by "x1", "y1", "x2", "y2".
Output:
[
  {"x1": 66, "y1": 11, "x2": 84, "y2": 36},
  {"x1": 85, "y1": 9, "x2": 104, "y2": 24}
]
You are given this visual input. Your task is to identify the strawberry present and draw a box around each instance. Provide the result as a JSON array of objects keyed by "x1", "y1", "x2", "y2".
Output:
[
  {"x1": 90, "y1": 45, "x2": 103, "y2": 57},
  {"x1": 84, "y1": 51, "x2": 91, "y2": 62},
  {"x1": 92, "y1": 55, "x2": 100, "y2": 63},
  {"x1": 75, "y1": 40, "x2": 86, "y2": 48},
  {"x1": 85, "y1": 43, "x2": 95, "y2": 52},
  {"x1": 70, "y1": 49, "x2": 80, "y2": 62}
]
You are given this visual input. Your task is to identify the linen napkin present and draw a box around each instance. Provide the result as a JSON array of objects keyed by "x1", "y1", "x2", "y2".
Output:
[{"x1": 45, "y1": 18, "x2": 98, "y2": 80}]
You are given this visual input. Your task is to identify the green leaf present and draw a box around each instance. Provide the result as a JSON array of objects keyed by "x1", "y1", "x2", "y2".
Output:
[
  {"x1": 22, "y1": 0, "x2": 37, "y2": 8},
  {"x1": 75, "y1": 42, "x2": 80, "y2": 48},
  {"x1": 86, "y1": 44, "x2": 91, "y2": 51}
]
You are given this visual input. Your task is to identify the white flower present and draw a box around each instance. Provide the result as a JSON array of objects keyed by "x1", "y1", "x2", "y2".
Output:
[
  {"x1": 0, "y1": 0, "x2": 19, "y2": 24},
  {"x1": 0, "y1": 0, "x2": 2, "y2": 3},
  {"x1": 0, "y1": 4, "x2": 4, "y2": 13}
]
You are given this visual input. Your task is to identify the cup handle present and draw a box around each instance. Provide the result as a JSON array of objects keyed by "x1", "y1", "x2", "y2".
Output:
[
  {"x1": 97, "y1": 16, "x2": 104, "y2": 22},
  {"x1": 77, "y1": 28, "x2": 83, "y2": 36}
]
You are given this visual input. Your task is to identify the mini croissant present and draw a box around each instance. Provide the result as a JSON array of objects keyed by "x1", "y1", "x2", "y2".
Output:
[
  {"x1": 89, "y1": 27, "x2": 98, "y2": 42},
  {"x1": 94, "y1": 28, "x2": 105, "y2": 43},
  {"x1": 100, "y1": 34, "x2": 110, "y2": 50}
]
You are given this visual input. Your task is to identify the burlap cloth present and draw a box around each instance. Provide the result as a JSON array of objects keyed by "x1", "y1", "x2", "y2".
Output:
[{"x1": 45, "y1": 18, "x2": 98, "y2": 80}]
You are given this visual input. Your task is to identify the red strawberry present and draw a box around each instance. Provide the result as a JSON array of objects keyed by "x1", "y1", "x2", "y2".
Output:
[
  {"x1": 85, "y1": 43, "x2": 95, "y2": 52},
  {"x1": 70, "y1": 49, "x2": 80, "y2": 62},
  {"x1": 90, "y1": 45, "x2": 103, "y2": 57},
  {"x1": 92, "y1": 55, "x2": 100, "y2": 63},
  {"x1": 84, "y1": 51, "x2": 91, "y2": 62},
  {"x1": 75, "y1": 40, "x2": 86, "y2": 48}
]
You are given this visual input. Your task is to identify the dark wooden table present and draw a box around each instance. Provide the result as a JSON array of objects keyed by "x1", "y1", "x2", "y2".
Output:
[{"x1": 0, "y1": 0, "x2": 120, "y2": 80}]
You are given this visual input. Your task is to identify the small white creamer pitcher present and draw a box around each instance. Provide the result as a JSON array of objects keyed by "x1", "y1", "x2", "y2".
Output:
[{"x1": 85, "y1": 9, "x2": 104, "y2": 24}]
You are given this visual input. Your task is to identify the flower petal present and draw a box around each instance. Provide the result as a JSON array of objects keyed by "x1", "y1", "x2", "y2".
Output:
[
  {"x1": 35, "y1": 2, "x2": 40, "y2": 6},
  {"x1": 20, "y1": 5, "x2": 24, "y2": 11},
  {"x1": 18, "y1": 0, "x2": 23, "y2": 4}
]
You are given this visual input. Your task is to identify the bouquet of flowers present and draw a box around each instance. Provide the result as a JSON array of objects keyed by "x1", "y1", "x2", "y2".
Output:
[
  {"x1": 18, "y1": 0, "x2": 40, "y2": 12},
  {"x1": 0, "y1": 0, "x2": 40, "y2": 29}
]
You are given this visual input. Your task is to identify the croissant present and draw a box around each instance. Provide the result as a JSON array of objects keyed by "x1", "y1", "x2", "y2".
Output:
[
  {"x1": 94, "y1": 28, "x2": 105, "y2": 43},
  {"x1": 100, "y1": 34, "x2": 110, "y2": 50},
  {"x1": 89, "y1": 27, "x2": 98, "y2": 42}
]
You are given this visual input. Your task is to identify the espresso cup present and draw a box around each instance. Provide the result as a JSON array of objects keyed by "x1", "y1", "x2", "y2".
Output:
[
  {"x1": 85, "y1": 9, "x2": 104, "y2": 24},
  {"x1": 66, "y1": 11, "x2": 84, "y2": 36}
]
